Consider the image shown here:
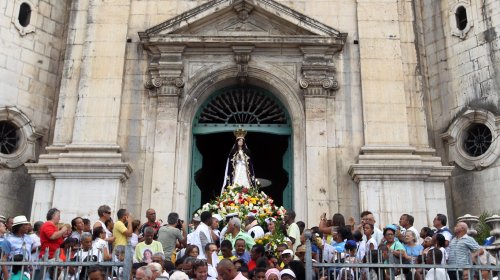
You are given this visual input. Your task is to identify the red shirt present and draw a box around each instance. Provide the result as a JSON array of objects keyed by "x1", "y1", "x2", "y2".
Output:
[
  {"x1": 39, "y1": 221, "x2": 64, "y2": 260},
  {"x1": 248, "y1": 259, "x2": 257, "y2": 271}
]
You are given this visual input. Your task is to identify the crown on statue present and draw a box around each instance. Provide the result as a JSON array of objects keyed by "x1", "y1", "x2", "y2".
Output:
[{"x1": 234, "y1": 128, "x2": 247, "y2": 139}]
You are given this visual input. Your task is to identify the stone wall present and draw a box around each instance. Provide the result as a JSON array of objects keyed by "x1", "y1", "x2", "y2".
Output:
[
  {"x1": 0, "y1": 0, "x2": 69, "y2": 217},
  {"x1": 418, "y1": 0, "x2": 500, "y2": 218}
]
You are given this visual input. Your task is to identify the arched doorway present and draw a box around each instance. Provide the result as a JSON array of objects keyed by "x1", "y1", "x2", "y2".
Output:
[{"x1": 190, "y1": 85, "x2": 293, "y2": 217}]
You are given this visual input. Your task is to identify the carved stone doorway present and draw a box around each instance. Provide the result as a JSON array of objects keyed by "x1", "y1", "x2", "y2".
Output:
[{"x1": 189, "y1": 85, "x2": 292, "y2": 217}]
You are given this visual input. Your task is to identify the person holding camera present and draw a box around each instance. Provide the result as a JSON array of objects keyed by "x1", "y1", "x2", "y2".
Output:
[{"x1": 158, "y1": 212, "x2": 187, "y2": 262}]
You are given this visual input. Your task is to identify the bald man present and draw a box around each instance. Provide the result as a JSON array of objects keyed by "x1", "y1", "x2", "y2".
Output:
[
  {"x1": 217, "y1": 259, "x2": 248, "y2": 280},
  {"x1": 447, "y1": 222, "x2": 484, "y2": 280}
]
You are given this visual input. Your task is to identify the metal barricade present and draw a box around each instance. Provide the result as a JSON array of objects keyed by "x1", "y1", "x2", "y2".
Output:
[
  {"x1": 305, "y1": 240, "x2": 500, "y2": 280},
  {"x1": 0, "y1": 244, "x2": 134, "y2": 280}
]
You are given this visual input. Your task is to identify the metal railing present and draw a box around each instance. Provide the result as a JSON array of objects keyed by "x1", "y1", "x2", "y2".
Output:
[
  {"x1": 0, "y1": 244, "x2": 133, "y2": 280},
  {"x1": 305, "y1": 240, "x2": 500, "y2": 280}
]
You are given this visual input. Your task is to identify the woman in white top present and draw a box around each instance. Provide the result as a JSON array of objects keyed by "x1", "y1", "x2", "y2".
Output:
[
  {"x1": 93, "y1": 205, "x2": 115, "y2": 245},
  {"x1": 363, "y1": 223, "x2": 378, "y2": 251},
  {"x1": 91, "y1": 226, "x2": 111, "y2": 261}
]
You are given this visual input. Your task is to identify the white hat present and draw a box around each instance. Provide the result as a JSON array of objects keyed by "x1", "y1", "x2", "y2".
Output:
[
  {"x1": 213, "y1": 214, "x2": 223, "y2": 222},
  {"x1": 0, "y1": 215, "x2": 5, "y2": 223},
  {"x1": 12, "y1": 215, "x2": 30, "y2": 227},
  {"x1": 192, "y1": 216, "x2": 201, "y2": 222},
  {"x1": 247, "y1": 212, "x2": 256, "y2": 217},
  {"x1": 265, "y1": 217, "x2": 276, "y2": 224},
  {"x1": 281, "y1": 249, "x2": 294, "y2": 256},
  {"x1": 279, "y1": 269, "x2": 296, "y2": 279},
  {"x1": 170, "y1": 271, "x2": 189, "y2": 280}
]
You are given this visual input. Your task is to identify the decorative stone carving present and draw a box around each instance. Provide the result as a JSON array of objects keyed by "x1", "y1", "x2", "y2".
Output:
[
  {"x1": 145, "y1": 77, "x2": 185, "y2": 96},
  {"x1": 456, "y1": 214, "x2": 479, "y2": 237},
  {"x1": 441, "y1": 109, "x2": 500, "y2": 170},
  {"x1": 449, "y1": 1, "x2": 473, "y2": 39},
  {"x1": 300, "y1": 47, "x2": 340, "y2": 97},
  {"x1": 233, "y1": 46, "x2": 254, "y2": 84},
  {"x1": 11, "y1": 0, "x2": 38, "y2": 36},
  {"x1": 233, "y1": 1, "x2": 254, "y2": 21},
  {"x1": 0, "y1": 106, "x2": 45, "y2": 168},
  {"x1": 143, "y1": 45, "x2": 186, "y2": 97}
]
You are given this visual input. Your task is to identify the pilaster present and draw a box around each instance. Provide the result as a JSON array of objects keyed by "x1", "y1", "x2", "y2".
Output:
[
  {"x1": 300, "y1": 46, "x2": 339, "y2": 222},
  {"x1": 27, "y1": 0, "x2": 132, "y2": 220},
  {"x1": 143, "y1": 45, "x2": 186, "y2": 220}
]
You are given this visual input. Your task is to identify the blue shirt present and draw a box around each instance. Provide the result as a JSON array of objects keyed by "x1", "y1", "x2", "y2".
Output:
[
  {"x1": 233, "y1": 250, "x2": 251, "y2": 264},
  {"x1": 405, "y1": 244, "x2": 423, "y2": 257},
  {"x1": 1, "y1": 234, "x2": 34, "y2": 261}
]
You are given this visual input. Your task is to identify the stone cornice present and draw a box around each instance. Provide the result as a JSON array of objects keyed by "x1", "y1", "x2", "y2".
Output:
[
  {"x1": 348, "y1": 146, "x2": 454, "y2": 183},
  {"x1": 25, "y1": 144, "x2": 132, "y2": 182},
  {"x1": 140, "y1": 0, "x2": 346, "y2": 38},
  {"x1": 142, "y1": 35, "x2": 345, "y2": 50}
]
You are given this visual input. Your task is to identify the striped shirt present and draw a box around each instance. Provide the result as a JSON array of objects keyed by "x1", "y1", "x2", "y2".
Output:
[{"x1": 447, "y1": 234, "x2": 480, "y2": 265}]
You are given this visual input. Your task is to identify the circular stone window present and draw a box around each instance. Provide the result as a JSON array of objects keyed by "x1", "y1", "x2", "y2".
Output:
[
  {"x1": 441, "y1": 109, "x2": 500, "y2": 170},
  {"x1": 0, "y1": 121, "x2": 20, "y2": 154},
  {"x1": 463, "y1": 123, "x2": 493, "y2": 157}
]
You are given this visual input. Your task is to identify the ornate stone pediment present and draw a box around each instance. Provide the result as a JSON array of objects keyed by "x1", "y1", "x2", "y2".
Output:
[
  {"x1": 141, "y1": 0, "x2": 344, "y2": 38},
  {"x1": 139, "y1": 0, "x2": 347, "y2": 97}
]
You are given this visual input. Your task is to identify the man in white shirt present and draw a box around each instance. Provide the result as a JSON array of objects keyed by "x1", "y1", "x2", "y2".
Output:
[{"x1": 193, "y1": 211, "x2": 213, "y2": 259}]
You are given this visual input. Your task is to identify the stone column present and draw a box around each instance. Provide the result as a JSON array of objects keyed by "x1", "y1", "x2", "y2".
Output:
[
  {"x1": 27, "y1": 0, "x2": 132, "y2": 222},
  {"x1": 142, "y1": 46, "x2": 185, "y2": 220},
  {"x1": 299, "y1": 46, "x2": 339, "y2": 223},
  {"x1": 349, "y1": 0, "x2": 453, "y2": 229}
]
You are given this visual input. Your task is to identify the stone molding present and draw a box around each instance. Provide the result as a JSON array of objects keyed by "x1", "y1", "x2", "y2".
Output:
[
  {"x1": 441, "y1": 109, "x2": 500, "y2": 171},
  {"x1": 11, "y1": 0, "x2": 38, "y2": 36},
  {"x1": 299, "y1": 47, "x2": 339, "y2": 98},
  {"x1": 449, "y1": 0, "x2": 473, "y2": 39},
  {"x1": 139, "y1": 0, "x2": 346, "y2": 99},
  {"x1": 25, "y1": 144, "x2": 132, "y2": 182},
  {"x1": 144, "y1": 45, "x2": 186, "y2": 97},
  {"x1": 0, "y1": 106, "x2": 45, "y2": 168},
  {"x1": 232, "y1": 46, "x2": 254, "y2": 84},
  {"x1": 348, "y1": 146, "x2": 454, "y2": 182}
]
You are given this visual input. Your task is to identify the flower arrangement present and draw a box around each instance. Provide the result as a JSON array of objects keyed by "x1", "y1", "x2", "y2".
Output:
[
  {"x1": 255, "y1": 227, "x2": 290, "y2": 254},
  {"x1": 196, "y1": 184, "x2": 286, "y2": 226}
]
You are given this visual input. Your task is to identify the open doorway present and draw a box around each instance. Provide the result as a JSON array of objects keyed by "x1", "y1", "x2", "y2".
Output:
[{"x1": 192, "y1": 132, "x2": 290, "y2": 210}]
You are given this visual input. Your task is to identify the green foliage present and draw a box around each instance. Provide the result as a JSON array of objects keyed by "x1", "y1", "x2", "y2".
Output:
[{"x1": 474, "y1": 211, "x2": 500, "y2": 245}]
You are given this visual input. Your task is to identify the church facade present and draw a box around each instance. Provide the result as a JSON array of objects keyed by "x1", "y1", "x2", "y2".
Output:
[{"x1": 0, "y1": 0, "x2": 499, "y2": 228}]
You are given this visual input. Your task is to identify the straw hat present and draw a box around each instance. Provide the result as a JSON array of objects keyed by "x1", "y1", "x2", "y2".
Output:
[{"x1": 12, "y1": 215, "x2": 30, "y2": 227}]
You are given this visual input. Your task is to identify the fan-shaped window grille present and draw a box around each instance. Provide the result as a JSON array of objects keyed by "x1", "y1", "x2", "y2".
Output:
[
  {"x1": 463, "y1": 123, "x2": 492, "y2": 157},
  {"x1": 197, "y1": 87, "x2": 288, "y2": 125}
]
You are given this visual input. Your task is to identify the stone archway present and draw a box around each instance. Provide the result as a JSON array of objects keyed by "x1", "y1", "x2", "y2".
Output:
[
  {"x1": 189, "y1": 85, "x2": 293, "y2": 217},
  {"x1": 175, "y1": 66, "x2": 308, "y2": 221}
]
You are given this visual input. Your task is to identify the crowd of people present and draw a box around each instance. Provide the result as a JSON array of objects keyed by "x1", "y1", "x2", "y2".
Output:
[{"x1": 0, "y1": 208, "x2": 497, "y2": 280}]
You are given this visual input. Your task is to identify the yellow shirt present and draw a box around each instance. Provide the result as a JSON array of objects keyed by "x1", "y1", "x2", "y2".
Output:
[{"x1": 113, "y1": 220, "x2": 128, "y2": 247}]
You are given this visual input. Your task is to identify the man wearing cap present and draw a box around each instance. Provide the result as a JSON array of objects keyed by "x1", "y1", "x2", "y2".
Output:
[
  {"x1": 1, "y1": 215, "x2": 34, "y2": 278},
  {"x1": 211, "y1": 214, "x2": 222, "y2": 243},
  {"x1": 193, "y1": 211, "x2": 213, "y2": 259},
  {"x1": 280, "y1": 249, "x2": 294, "y2": 268},
  {"x1": 279, "y1": 269, "x2": 296, "y2": 280},
  {"x1": 244, "y1": 213, "x2": 264, "y2": 240}
]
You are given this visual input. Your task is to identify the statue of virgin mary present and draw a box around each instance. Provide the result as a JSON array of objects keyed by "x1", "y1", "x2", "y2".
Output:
[{"x1": 221, "y1": 128, "x2": 260, "y2": 193}]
